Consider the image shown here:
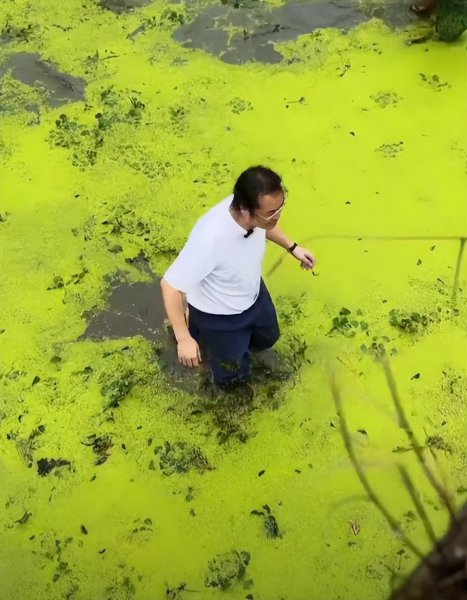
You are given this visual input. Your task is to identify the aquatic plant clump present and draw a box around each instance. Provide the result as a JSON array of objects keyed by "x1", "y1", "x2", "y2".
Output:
[
  {"x1": 327, "y1": 306, "x2": 369, "y2": 337},
  {"x1": 389, "y1": 306, "x2": 451, "y2": 334},
  {"x1": 153, "y1": 441, "x2": 213, "y2": 476},
  {"x1": 205, "y1": 550, "x2": 252, "y2": 590}
]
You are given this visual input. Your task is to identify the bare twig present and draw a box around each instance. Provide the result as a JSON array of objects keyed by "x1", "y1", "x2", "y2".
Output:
[
  {"x1": 425, "y1": 443, "x2": 454, "y2": 507},
  {"x1": 329, "y1": 364, "x2": 467, "y2": 598},
  {"x1": 266, "y1": 234, "x2": 466, "y2": 280},
  {"x1": 452, "y1": 237, "x2": 466, "y2": 301},
  {"x1": 398, "y1": 465, "x2": 440, "y2": 551},
  {"x1": 328, "y1": 370, "x2": 424, "y2": 559},
  {"x1": 380, "y1": 354, "x2": 457, "y2": 523},
  {"x1": 389, "y1": 504, "x2": 467, "y2": 600}
]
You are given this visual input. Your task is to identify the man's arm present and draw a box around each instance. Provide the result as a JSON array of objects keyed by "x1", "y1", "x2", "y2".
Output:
[
  {"x1": 266, "y1": 224, "x2": 316, "y2": 269},
  {"x1": 161, "y1": 278, "x2": 201, "y2": 367},
  {"x1": 266, "y1": 224, "x2": 294, "y2": 250},
  {"x1": 161, "y1": 220, "x2": 217, "y2": 367}
]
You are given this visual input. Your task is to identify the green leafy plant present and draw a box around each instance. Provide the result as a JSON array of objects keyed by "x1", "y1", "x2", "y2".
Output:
[
  {"x1": 49, "y1": 87, "x2": 146, "y2": 168},
  {"x1": 205, "y1": 551, "x2": 251, "y2": 590},
  {"x1": 327, "y1": 307, "x2": 369, "y2": 337},
  {"x1": 99, "y1": 370, "x2": 134, "y2": 409},
  {"x1": 389, "y1": 309, "x2": 430, "y2": 334},
  {"x1": 229, "y1": 97, "x2": 253, "y2": 114},
  {"x1": 276, "y1": 293, "x2": 305, "y2": 327},
  {"x1": 419, "y1": 72, "x2": 450, "y2": 91},
  {"x1": 153, "y1": 441, "x2": 212, "y2": 476},
  {"x1": 0, "y1": 18, "x2": 40, "y2": 42},
  {"x1": 160, "y1": 8, "x2": 185, "y2": 26},
  {"x1": 361, "y1": 335, "x2": 397, "y2": 358},
  {"x1": 49, "y1": 113, "x2": 103, "y2": 167}
]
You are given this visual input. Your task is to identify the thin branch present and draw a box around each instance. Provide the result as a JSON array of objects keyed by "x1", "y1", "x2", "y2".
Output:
[
  {"x1": 380, "y1": 354, "x2": 457, "y2": 523},
  {"x1": 389, "y1": 503, "x2": 467, "y2": 599},
  {"x1": 425, "y1": 443, "x2": 454, "y2": 509},
  {"x1": 452, "y1": 237, "x2": 466, "y2": 301},
  {"x1": 266, "y1": 233, "x2": 466, "y2": 278},
  {"x1": 398, "y1": 465, "x2": 440, "y2": 551},
  {"x1": 328, "y1": 370, "x2": 424, "y2": 559}
]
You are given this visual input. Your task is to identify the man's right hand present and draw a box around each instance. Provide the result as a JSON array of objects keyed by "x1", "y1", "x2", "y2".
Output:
[{"x1": 177, "y1": 335, "x2": 202, "y2": 367}]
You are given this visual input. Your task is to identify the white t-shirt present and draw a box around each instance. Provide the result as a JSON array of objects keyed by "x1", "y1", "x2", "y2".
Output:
[{"x1": 163, "y1": 195, "x2": 266, "y2": 315}]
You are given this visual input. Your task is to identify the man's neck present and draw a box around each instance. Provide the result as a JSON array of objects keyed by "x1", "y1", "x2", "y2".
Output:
[{"x1": 229, "y1": 204, "x2": 253, "y2": 233}]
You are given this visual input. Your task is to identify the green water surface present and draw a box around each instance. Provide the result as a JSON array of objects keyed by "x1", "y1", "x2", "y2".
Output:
[{"x1": 1, "y1": 1, "x2": 466, "y2": 599}]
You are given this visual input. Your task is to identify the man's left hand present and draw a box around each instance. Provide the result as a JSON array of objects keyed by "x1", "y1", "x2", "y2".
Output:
[{"x1": 291, "y1": 246, "x2": 316, "y2": 270}]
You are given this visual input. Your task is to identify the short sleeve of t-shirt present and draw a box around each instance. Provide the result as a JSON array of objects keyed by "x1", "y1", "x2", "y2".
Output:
[{"x1": 163, "y1": 220, "x2": 217, "y2": 293}]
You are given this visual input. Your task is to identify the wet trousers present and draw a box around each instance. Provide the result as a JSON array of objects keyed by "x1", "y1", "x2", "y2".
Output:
[{"x1": 188, "y1": 280, "x2": 280, "y2": 385}]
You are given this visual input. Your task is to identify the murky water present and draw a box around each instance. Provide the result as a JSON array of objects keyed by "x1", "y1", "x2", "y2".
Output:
[{"x1": 1, "y1": 1, "x2": 466, "y2": 599}]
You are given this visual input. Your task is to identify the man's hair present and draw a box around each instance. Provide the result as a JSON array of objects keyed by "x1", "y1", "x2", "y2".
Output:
[{"x1": 231, "y1": 166, "x2": 283, "y2": 215}]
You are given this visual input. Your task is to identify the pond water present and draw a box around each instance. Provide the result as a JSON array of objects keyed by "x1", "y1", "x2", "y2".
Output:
[{"x1": 0, "y1": 1, "x2": 466, "y2": 599}]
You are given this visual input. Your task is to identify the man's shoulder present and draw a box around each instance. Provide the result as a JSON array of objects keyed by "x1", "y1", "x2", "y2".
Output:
[
  {"x1": 191, "y1": 195, "x2": 232, "y2": 235},
  {"x1": 201, "y1": 195, "x2": 232, "y2": 221}
]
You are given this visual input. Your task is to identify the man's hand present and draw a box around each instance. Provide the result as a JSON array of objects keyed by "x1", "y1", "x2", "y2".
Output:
[
  {"x1": 291, "y1": 246, "x2": 316, "y2": 270},
  {"x1": 177, "y1": 335, "x2": 202, "y2": 367}
]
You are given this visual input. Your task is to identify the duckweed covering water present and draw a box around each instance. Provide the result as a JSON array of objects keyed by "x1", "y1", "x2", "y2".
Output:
[{"x1": 1, "y1": 0, "x2": 466, "y2": 598}]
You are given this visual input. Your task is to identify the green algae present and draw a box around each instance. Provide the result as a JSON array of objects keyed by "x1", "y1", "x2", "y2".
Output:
[{"x1": 1, "y1": 0, "x2": 466, "y2": 599}]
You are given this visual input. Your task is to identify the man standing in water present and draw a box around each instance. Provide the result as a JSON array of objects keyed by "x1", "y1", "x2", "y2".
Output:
[{"x1": 161, "y1": 166, "x2": 316, "y2": 391}]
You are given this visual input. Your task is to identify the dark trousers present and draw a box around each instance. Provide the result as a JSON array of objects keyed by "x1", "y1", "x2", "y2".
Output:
[{"x1": 188, "y1": 280, "x2": 280, "y2": 385}]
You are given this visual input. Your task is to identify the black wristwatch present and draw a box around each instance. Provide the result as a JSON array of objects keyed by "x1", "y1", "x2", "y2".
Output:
[{"x1": 288, "y1": 242, "x2": 298, "y2": 254}]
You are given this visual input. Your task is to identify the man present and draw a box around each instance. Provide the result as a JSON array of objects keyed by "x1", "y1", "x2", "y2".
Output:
[{"x1": 161, "y1": 166, "x2": 316, "y2": 390}]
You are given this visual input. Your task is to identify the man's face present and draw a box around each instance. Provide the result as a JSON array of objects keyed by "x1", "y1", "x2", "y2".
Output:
[{"x1": 251, "y1": 191, "x2": 286, "y2": 230}]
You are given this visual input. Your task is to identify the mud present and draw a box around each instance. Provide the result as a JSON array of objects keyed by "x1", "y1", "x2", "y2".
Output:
[
  {"x1": 100, "y1": 0, "x2": 153, "y2": 13},
  {"x1": 173, "y1": 0, "x2": 420, "y2": 64},
  {"x1": 81, "y1": 276, "x2": 193, "y2": 389},
  {"x1": 0, "y1": 52, "x2": 86, "y2": 107},
  {"x1": 173, "y1": 0, "x2": 366, "y2": 64}
]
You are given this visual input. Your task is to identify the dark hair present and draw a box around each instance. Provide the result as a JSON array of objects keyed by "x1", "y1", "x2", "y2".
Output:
[{"x1": 232, "y1": 166, "x2": 283, "y2": 215}]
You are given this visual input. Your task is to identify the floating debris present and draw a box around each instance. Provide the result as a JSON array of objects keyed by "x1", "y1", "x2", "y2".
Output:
[
  {"x1": 426, "y1": 435, "x2": 452, "y2": 453},
  {"x1": 81, "y1": 434, "x2": 113, "y2": 465},
  {"x1": 13, "y1": 510, "x2": 32, "y2": 526},
  {"x1": 8, "y1": 426, "x2": 46, "y2": 468},
  {"x1": 250, "y1": 505, "x2": 281, "y2": 539},
  {"x1": 37, "y1": 457, "x2": 71, "y2": 476},
  {"x1": 349, "y1": 519, "x2": 361, "y2": 535},
  {"x1": 165, "y1": 582, "x2": 198, "y2": 599}
]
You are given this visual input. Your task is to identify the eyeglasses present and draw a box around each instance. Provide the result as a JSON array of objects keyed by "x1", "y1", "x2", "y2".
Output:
[{"x1": 256, "y1": 198, "x2": 286, "y2": 222}]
